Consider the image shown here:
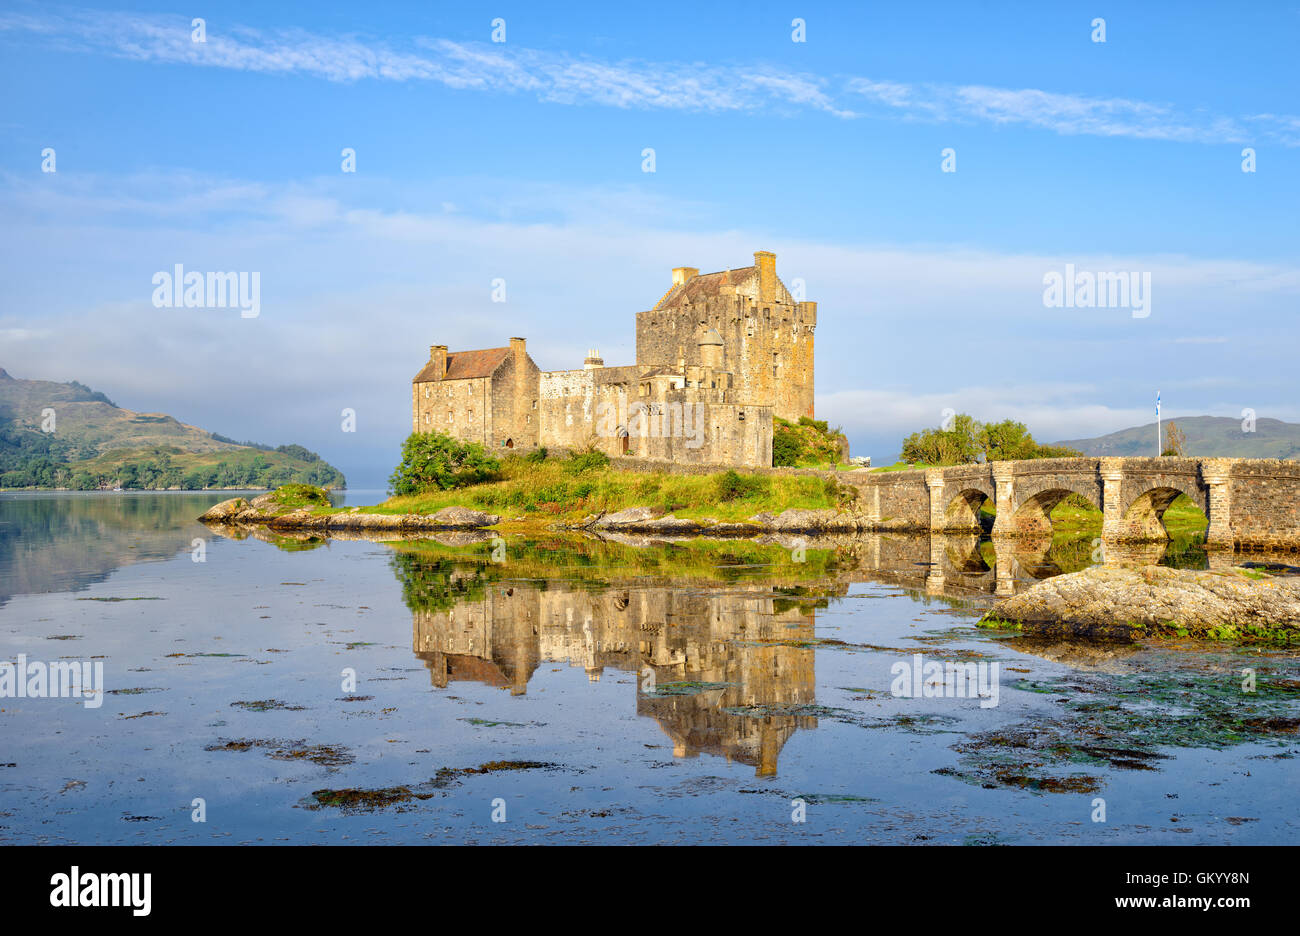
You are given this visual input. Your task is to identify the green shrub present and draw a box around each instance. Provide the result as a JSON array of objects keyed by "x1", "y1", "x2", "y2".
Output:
[
  {"x1": 772, "y1": 425, "x2": 807, "y2": 467},
  {"x1": 716, "y1": 470, "x2": 769, "y2": 502},
  {"x1": 565, "y1": 448, "x2": 610, "y2": 474},
  {"x1": 388, "y1": 432, "x2": 501, "y2": 496}
]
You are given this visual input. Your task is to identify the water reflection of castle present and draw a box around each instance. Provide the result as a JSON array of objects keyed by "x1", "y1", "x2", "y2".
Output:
[
  {"x1": 383, "y1": 527, "x2": 1241, "y2": 776},
  {"x1": 411, "y1": 581, "x2": 827, "y2": 776}
]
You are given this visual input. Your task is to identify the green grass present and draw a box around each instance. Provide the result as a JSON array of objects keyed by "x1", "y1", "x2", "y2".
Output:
[
  {"x1": 370, "y1": 455, "x2": 845, "y2": 522},
  {"x1": 1046, "y1": 494, "x2": 1208, "y2": 537},
  {"x1": 269, "y1": 484, "x2": 332, "y2": 509}
]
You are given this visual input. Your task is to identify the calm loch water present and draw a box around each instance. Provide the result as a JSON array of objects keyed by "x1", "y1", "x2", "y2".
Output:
[{"x1": 1, "y1": 492, "x2": 1296, "y2": 844}]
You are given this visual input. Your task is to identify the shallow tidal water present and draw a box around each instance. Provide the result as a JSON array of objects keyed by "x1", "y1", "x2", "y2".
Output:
[{"x1": 1, "y1": 491, "x2": 1296, "y2": 845}]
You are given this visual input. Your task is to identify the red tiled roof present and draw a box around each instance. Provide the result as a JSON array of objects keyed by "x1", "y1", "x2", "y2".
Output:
[{"x1": 412, "y1": 347, "x2": 511, "y2": 383}]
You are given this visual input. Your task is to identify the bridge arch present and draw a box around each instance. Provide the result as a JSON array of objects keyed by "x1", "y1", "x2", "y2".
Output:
[
  {"x1": 941, "y1": 483, "x2": 994, "y2": 531},
  {"x1": 1115, "y1": 480, "x2": 1209, "y2": 542},
  {"x1": 1007, "y1": 479, "x2": 1102, "y2": 536}
]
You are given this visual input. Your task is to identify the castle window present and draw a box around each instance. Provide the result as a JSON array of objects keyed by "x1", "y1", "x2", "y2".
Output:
[
  {"x1": 532, "y1": 400, "x2": 537, "y2": 409},
  {"x1": 447, "y1": 411, "x2": 454, "y2": 423}
]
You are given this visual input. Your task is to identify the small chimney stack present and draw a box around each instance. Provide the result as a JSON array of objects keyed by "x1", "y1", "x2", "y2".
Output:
[
  {"x1": 672, "y1": 267, "x2": 699, "y2": 287},
  {"x1": 583, "y1": 348, "x2": 604, "y2": 369},
  {"x1": 429, "y1": 344, "x2": 448, "y2": 381}
]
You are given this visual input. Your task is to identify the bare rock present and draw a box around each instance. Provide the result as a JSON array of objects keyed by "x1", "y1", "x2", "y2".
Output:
[
  {"x1": 769, "y1": 509, "x2": 858, "y2": 533},
  {"x1": 987, "y1": 565, "x2": 1300, "y2": 641},
  {"x1": 198, "y1": 498, "x2": 249, "y2": 522},
  {"x1": 248, "y1": 492, "x2": 280, "y2": 511},
  {"x1": 427, "y1": 506, "x2": 499, "y2": 527},
  {"x1": 595, "y1": 507, "x2": 657, "y2": 529}
]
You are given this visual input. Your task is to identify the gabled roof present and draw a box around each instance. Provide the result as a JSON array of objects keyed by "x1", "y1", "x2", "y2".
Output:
[
  {"x1": 412, "y1": 347, "x2": 511, "y2": 383},
  {"x1": 653, "y1": 266, "x2": 758, "y2": 311}
]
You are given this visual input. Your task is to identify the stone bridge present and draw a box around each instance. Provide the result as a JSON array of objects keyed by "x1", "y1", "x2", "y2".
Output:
[{"x1": 842, "y1": 456, "x2": 1300, "y2": 551}]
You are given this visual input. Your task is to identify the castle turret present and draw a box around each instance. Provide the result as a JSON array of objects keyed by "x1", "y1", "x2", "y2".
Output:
[{"x1": 698, "y1": 327, "x2": 723, "y2": 370}]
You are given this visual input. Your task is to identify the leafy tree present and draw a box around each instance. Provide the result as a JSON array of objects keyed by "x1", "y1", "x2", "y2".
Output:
[
  {"x1": 274, "y1": 443, "x2": 321, "y2": 463},
  {"x1": 977, "y1": 419, "x2": 1037, "y2": 461},
  {"x1": 388, "y1": 432, "x2": 501, "y2": 496},
  {"x1": 902, "y1": 414, "x2": 1079, "y2": 466},
  {"x1": 901, "y1": 413, "x2": 982, "y2": 466}
]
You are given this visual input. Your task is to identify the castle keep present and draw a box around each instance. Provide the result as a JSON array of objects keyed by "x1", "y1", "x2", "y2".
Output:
[{"x1": 412, "y1": 251, "x2": 815, "y2": 468}]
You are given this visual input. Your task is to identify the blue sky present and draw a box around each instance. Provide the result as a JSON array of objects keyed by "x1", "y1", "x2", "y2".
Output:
[{"x1": 2, "y1": 1, "x2": 1298, "y2": 486}]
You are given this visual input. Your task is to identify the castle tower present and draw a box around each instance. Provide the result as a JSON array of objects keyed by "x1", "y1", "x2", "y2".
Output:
[{"x1": 635, "y1": 251, "x2": 815, "y2": 421}]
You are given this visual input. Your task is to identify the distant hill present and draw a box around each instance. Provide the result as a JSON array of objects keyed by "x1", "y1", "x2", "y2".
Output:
[
  {"x1": 0, "y1": 368, "x2": 346, "y2": 490},
  {"x1": 1056, "y1": 415, "x2": 1300, "y2": 459}
]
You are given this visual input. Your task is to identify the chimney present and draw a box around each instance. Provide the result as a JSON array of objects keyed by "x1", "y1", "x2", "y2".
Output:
[
  {"x1": 672, "y1": 267, "x2": 699, "y2": 287},
  {"x1": 583, "y1": 348, "x2": 604, "y2": 369},
  {"x1": 429, "y1": 344, "x2": 448, "y2": 381},
  {"x1": 754, "y1": 251, "x2": 776, "y2": 302},
  {"x1": 509, "y1": 337, "x2": 527, "y2": 367}
]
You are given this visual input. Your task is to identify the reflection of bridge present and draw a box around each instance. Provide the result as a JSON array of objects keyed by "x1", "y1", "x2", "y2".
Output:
[
  {"x1": 845, "y1": 457, "x2": 1300, "y2": 551},
  {"x1": 410, "y1": 583, "x2": 826, "y2": 776}
]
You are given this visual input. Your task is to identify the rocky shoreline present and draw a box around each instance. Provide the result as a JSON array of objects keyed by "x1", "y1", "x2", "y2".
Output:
[
  {"x1": 198, "y1": 494, "x2": 501, "y2": 531},
  {"x1": 984, "y1": 564, "x2": 1300, "y2": 641},
  {"x1": 198, "y1": 494, "x2": 863, "y2": 536}
]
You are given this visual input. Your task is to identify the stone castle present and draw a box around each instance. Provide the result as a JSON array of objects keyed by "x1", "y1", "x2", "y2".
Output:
[{"x1": 412, "y1": 251, "x2": 816, "y2": 467}]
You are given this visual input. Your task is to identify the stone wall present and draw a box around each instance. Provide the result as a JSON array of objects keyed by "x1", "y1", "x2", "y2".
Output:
[
  {"x1": 412, "y1": 376, "x2": 493, "y2": 445},
  {"x1": 1221, "y1": 459, "x2": 1300, "y2": 550}
]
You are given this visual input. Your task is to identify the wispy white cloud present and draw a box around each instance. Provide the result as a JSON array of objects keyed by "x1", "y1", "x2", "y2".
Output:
[
  {"x1": 846, "y1": 77, "x2": 1300, "y2": 146},
  {"x1": 0, "y1": 9, "x2": 851, "y2": 116},
  {"x1": 2, "y1": 8, "x2": 1295, "y2": 140}
]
